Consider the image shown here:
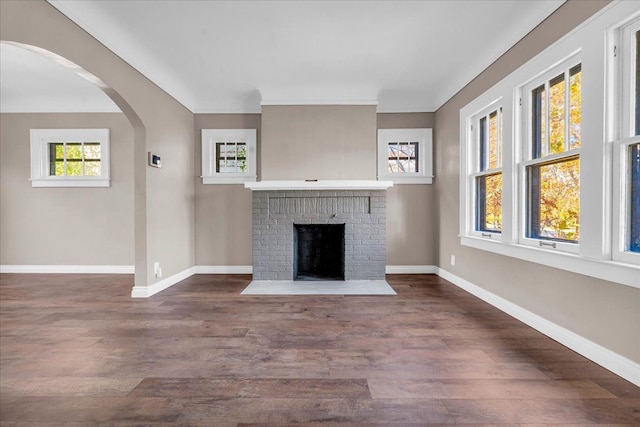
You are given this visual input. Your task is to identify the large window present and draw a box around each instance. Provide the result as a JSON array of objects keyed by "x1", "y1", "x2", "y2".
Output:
[
  {"x1": 201, "y1": 129, "x2": 257, "y2": 184},
  {"x1": 612, "y1": 16, "x2": 640, "y2": 262},
  {"x1": 377, "y1": 128, "x2": 433, "y2": 184},
  {"x1": 30, "y1": 129, "x2": 110, "y2": 187},
  {"x1": 524, "y1": 63, "x2": 581, "y2": 248},
  {"x1": 471, "y1": 105, "x2": 503, "y2": 235},
  {"x1": 459, "y1": 1, "x2": 640, "y2": 288}
]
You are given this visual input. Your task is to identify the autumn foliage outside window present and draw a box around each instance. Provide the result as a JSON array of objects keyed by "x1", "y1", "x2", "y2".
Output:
[
  {"x1": 475, "y1": 108, "x2": 503, "y2": 233},
  {"x1": 527, "y1": 64, "x2": 581, "y2": 243}
]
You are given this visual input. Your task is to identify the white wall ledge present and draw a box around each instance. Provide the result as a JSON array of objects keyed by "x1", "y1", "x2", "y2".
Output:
[{"x1": 244, "y1": 180, "x2": 393, "y2": 191}]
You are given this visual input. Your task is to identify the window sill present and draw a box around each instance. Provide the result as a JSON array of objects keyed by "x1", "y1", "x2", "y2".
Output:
[
  {"x1": 30, "y1": 178, "x2": 110, "y2": 188},
  {"x1": 378, "y1": 176, "x2": 433, "y2": 184},
  {"x1": 202, "y1": 175, "x2": 257, "y2": 185},
  {"x1": 460, "y1": 235, "x2": 640, "y2": 289}
]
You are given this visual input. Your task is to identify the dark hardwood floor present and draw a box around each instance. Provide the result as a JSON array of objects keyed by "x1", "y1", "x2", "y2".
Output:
[{"x1": 1, "y1": 273, "x2": 638, "y2": 426}]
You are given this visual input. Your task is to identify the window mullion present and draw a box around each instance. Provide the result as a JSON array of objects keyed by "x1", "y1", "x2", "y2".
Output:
[{"x1": 565, "y1": 68, "x2": 571, "y2": 152}]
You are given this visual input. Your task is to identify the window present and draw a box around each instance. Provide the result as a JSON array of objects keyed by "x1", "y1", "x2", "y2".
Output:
[
  {"x1": 612, "y1": 15, "x2": 640, "y2": 263},
  {"x1": 201, "y1": 129, "x2": 257, "y2": 184},
  {"x1": 523, "y1": 63, "x2": 582, "y2": 249},
  {"x1": 377, "y1": 128, "x2": 433, "y2": 184},
  {"x1": 30, "y1": 129, "x2": 110, "y2": 187},
  {"x1": 459, "y1": 1, "x2": 640, "y2": 289},
  {"x1": 472, "y1": 105, "x2": 503, "y2": 235}
]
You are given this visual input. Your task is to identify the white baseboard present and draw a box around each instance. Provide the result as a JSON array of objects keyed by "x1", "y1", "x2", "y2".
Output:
[
  {"x1": 0, "y1": 265, "x2": 134, "y2": 274},
  {"x1": 436, "y1": 267, "x2": 640, "y2": 387},
  {"x1": 131, "y1": 267, "x2": 195, "y2": 298},
  {"x1": 194, "y1": 265, "x2": 253, "y2": 274},
  {"x1": 386, "y1": 265, "x2": 436, "y2": 274}
]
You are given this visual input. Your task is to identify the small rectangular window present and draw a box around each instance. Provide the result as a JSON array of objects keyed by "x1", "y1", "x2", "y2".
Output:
[
  {"x1": 216, "y1": 142, "x2": 247, "y2": 173},
  {"x1": 201, "y1": 129, "x2": 257, "y2": 184},
  {"x1": 387, "y1": 142, "x2": 419, "y2": 173},
  {"x1": 48, "y1": 141, "x2": 101, "y2": 177},
  {"x1": 377, "y1": 129, "x2": 433, "y2": 184},
  {"x1": 30, "y1": 129, "x2": 110, "y2": 187}
]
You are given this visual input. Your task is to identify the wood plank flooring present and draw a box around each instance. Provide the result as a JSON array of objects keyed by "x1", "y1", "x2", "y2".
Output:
[{"x1": 1, "y1": 273, "x2": 638, "y2": 426}]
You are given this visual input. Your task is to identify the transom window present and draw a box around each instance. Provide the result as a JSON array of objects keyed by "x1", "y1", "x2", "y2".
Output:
[
  {"x1": 377, "y1": 128, "x2": 433, "y2": 184},
  {"x1": 30, "y1": 129, "x2": 110, "y2": 187},
  {"x1": 201, "y1": 129, "x2": 257, "y2": 184}
]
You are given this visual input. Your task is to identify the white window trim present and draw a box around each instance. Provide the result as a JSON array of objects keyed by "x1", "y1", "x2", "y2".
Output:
[
  {"x1": 201, "y1": 129, "x2": 257, "y2": 184},
  {"x1": 610, "y1": 13, "x2": 640, "y2": 265},
  {"x1": 30, "y1": 128, "x2": 110, "y2": 188},
  {"x1": 459, "y1": 1, "x2": 640, "y2": 289},
  {"x1": 467, "y1": 100, "x2": 504, "y2": 241},
  {"x1": 377, "y1": 128, "x2": 433, "y2": 184},
  {"x1": 518, "y1": 55, "x2": 582, "y2": 255}
]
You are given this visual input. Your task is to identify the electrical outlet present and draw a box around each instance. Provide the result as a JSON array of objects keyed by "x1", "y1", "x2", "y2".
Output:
[
  {"x1": 450, "y1": 255, "x2": 456, "y2": 266},
  {"x1": 154, "y1": 262, "x2": 161, "y2": 278}
]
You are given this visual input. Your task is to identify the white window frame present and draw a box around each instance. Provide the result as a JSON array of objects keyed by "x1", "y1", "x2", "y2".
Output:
[
  {"x1": 30, "y1": 128, "x2": 110, "y2": 187},
  {"x1": 377, "y1": 128, "x2": 433, "y2": 184},
  {"x1": 467, "y1": 101, "x2": 504, "y2": 241},
  {"x1": 610, "y1": 14, "x2": 640, "y2": 265},
  {"x1": 201, "y1": 129, "x2": 257, "y2": 184},
  {"x1": 459, "y1": 1, "x2": 640, "y2": 289},
  {"x1": 518, "y1": 55, "x2": 582, "y2": 255}
]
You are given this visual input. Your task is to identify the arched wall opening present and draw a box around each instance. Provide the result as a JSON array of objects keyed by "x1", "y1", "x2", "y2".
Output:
[{"x1": 0, "y1": 40, "x2": 147, "y2": 287}]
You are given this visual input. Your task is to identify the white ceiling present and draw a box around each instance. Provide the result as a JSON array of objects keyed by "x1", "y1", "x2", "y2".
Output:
[
  {"x1": 5, "y1": 1, "x2": 565, "y2": 113},
  {"x1": 0, "y1": 43, "x2": 120, "y2": 113}
]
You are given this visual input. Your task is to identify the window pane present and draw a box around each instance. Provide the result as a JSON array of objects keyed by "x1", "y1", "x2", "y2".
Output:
[
  {"x1": 532, "y1": 84, "x2": 546, "y2": 158},
  {"x1": 83, "y1": 143, "x2": 101, "y2": 160},
  {"x1": 479, "y1": 116, "x2": 487, "y2": 170},
  {"x1": 636, "y1": 30, "x2": 640, "y2": 136},
  {"x1": 387, "y1": 142, "x2": 417, "y2": 174},
  {"x1": 488, "y1": 111, "x2": 499, "y2": 169},
  {"x1": 84, "y1": 160, "x2": 101, "y2": 176},
  {"x1": 629, "y1": 143, "x2": 640, "y2": 252},
  {"x1": 65, "y1": 161, "x2": 83, "y2": 176},
  {"x1": 549, "y1": 73, "x2": 566, "y2": 155},
  {"x1": 476, "y1": 173, "x2": 502, "y2": 232},
  {"x1": 49, "y1": 143, "x2": 64, "y2": 176},
  {"x1": 66, "y1": 143, "x2": 82, "y2": 160},
  {"x1": 569, "y1": 65, "x2": 582, "y2": 149},
  {"x1": 528, "y1": 158, "x2": 580, "y2": 242}
]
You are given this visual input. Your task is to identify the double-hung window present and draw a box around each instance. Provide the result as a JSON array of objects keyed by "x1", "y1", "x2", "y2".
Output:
[
  {"x1": 459, "y1": 1, "x2": 640, "y2": 288},
  {"x1": 30, "y1": 129, "x2": 110, "y2": 187},
  {"x1": 612, "y1": 15, "x2": 640, "y2": 263},
  {"x1": 471, "y1": 105, "x2": 503, "y2": 236},
  {"x1": 522, "y1": 60, "x2": 582, "y2": 251}
]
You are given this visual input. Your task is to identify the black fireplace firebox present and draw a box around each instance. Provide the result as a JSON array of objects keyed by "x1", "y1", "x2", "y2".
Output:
[{"x1": 293, "y1": 224, "x2": 345, "y2": 280}]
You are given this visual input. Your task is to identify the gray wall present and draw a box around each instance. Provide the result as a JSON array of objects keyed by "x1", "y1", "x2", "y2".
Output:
[
  {"x1": 193, "y1": 111, "x2": 436, "y2": 267},
  {"x1": 434, "y1": 0, "x2": 640, "y2": 363},
  {"x1": 194, "y1": 114, "x2": 259, "y2": 267},
  {"x1": 379, "y1": 113, "x2": 435, "y2": 266},
  {"x1": 0, "y1": 113, "x2": 134, "y2": 266},
  {"x1": 261, "y1": 105, "x2": 377, "y2": 180},
  {"x1": 2, "y1": 0, "x2": 195, "y2": 287}
]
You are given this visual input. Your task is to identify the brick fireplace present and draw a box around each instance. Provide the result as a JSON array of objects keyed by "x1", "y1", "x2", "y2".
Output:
[{"x1": 246, "y1": 181, "x2": 392, "y2": 281}]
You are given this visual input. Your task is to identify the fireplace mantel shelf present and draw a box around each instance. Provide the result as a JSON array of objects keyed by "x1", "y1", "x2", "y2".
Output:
[{"x1": 244, "y1": 180, "x2": 393, "y2": 191}]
